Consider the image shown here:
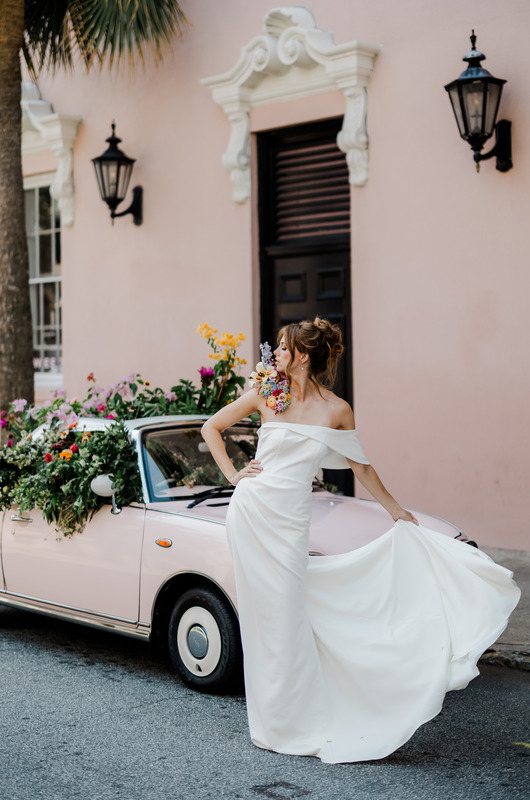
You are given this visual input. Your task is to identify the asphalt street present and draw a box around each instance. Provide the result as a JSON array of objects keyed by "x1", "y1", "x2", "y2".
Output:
[{"x1": 0, "y1": 606, "x2": 528, "y2": 800}]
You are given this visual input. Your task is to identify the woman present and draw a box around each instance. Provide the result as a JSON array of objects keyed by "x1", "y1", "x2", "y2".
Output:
[{"x1": 201, "y1": 318, "x2": 519, "y2": 764}]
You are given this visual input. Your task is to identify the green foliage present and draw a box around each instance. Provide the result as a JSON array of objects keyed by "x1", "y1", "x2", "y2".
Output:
[
  {"x1": 0, "y1": 423, "x2": 142, "y2": 537},
  {"x1": 22, "y1": 0, "x2": 188, "y2": 75},
  {"x1": 0, "y1": 324, "x2": 249, "y2": 536}
]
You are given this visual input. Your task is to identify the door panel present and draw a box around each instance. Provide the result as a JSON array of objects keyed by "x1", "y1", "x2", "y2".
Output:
[
  {"x1": 271, "y1": 249, "x2": 351, "y2": 401},
  {"x1": 258, "y1": 119, "x2": 353, "y2": 493},
  {"x1": 1, "y1": 505, "x2": 145, "y2": 621}
]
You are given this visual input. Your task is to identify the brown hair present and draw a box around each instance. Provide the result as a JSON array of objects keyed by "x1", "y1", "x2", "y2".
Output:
[{"x1": 278, "y1": 317, "x2": 344, "y2": 389}]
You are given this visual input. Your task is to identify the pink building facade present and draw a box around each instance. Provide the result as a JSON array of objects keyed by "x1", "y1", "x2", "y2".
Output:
[{"x1": 21, "y1": 1, "x2": 529, "y2": 550}]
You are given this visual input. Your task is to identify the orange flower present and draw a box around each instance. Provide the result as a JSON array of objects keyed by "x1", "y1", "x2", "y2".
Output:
[{"x1": 58, "y1": 450, "x2": 73, "y2": 460}]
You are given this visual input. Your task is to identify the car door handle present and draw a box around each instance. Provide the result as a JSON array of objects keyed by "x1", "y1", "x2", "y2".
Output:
[{"x1": 10, "y1": 514, "x2": 33, "y2": 523}]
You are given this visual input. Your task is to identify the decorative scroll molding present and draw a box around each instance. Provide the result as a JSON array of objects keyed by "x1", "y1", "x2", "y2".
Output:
[
  {"x1": 201, "y1": 7, "x2": 381, "y2": 202},
  {"x1": 21, "y1": 82, "x2": 82, "y2": 226}
]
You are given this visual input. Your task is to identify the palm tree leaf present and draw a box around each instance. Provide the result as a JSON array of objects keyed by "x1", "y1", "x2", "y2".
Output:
[{"x1": 23, "y1": 0, "x2": 188, "y2": 73}]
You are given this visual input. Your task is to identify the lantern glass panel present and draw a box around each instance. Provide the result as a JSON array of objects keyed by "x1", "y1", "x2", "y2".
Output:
[
  {"x1": 117, "y1": 163, "x2": 133, "y2": 201},
  {"x1": 448, "y1": 85, "x2": 466, "y2": 137},
  {"x1": 484, "y1": 83, "x2": 502, "y2": 138},
  {"x1": 462, "y1": 81, "x2": 485, "y2": 136}
]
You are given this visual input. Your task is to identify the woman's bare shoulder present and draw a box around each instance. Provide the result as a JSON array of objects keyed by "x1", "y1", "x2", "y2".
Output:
[{"x1": 325, "y1": 393, "x2": 356, "y2": 429}]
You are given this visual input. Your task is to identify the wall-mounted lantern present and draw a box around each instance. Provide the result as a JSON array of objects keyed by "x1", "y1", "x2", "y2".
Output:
[
  {"x1": 444, "y1": 31, "x2": 512, "y2": 173},
  {"x1": 92, "y1": 123, "x2": 143, "y2": 224}
]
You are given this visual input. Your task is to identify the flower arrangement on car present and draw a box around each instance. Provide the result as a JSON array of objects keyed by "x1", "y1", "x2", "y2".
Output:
[
  {"x1": 249, "y1": 343, "x2": 291, "y2": 414},
  {"x1": 0, "y1": 324, "x2": 249, "y2": 537}
]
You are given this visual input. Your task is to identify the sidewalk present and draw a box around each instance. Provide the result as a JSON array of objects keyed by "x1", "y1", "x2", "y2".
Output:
[{"x1": 479, "y1": 546, "x2": 530, "y2": 671}]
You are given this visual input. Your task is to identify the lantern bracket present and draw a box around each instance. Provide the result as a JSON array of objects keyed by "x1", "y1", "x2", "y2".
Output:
[
  {"x1": 473, "y1": 119, "x2": 512, "y2": 172},
  {"x1": 110, "y1": 185, "x2": 143, "y2": 225}
]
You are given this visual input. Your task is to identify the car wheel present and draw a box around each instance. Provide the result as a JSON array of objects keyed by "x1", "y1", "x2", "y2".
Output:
[{"x1": 168, "y1": 586, "x2": 243, "y2": 693}]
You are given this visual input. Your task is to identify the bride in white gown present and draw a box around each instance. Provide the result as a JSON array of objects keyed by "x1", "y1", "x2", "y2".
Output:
[{"x1": 201, "y1": 318, "x2": 520, "y2": 764}]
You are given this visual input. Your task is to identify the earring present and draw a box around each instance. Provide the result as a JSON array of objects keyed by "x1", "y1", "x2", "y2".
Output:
[{"x1": 301, "y1": 366, "x2": 304, "y2": 371}]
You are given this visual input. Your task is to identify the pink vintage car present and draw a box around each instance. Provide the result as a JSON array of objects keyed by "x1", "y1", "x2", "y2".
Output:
[{"x1": 0, "y1": 416, "x2": 470, "y2": 693}]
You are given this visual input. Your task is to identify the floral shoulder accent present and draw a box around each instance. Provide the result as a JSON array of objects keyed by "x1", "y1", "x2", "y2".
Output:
[{"x1": 249, "y1": 343, "x2": 291, "y2": 414}]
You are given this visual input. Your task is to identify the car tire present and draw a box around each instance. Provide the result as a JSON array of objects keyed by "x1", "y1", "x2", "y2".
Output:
[{"x1": 168, "y1": 586, "x2": 243, "y2": 693}]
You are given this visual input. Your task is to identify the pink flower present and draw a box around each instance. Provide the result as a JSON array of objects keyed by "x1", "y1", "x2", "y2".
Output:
[
  {"x1": 0, "y1": 418, "x2": 7, "y2": 428},
  {"x1": 97, "y1": 404, "x2": 106, "y2": 412},
  {"x1": 105, "y1": 414, "x2": 115, "y2": 419},
  {"x1": 199, "y1": 366, "x2": 215, "y2": 384},
  {"x1": 12, "y1": 398, "x2": 27, "y2": 413},
  {"x1": 6, "y1": 440, "x2": 13, "y2": 448},
  {"x1": 165, "y1": 391, "x2": 177, "y2": 402},
  {"x1": 70, "y1": 444, "x2": 79, "y2": 453}
]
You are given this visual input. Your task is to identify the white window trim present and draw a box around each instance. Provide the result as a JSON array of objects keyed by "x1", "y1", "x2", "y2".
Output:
[
  {"x1": 24, "y1": 173, "x2": 64, "y2": 391},
  {"x1": 21, "y1": 82, "x2": 82, "y2": 227},
  {"x1": 201, "y1": 7, "x2": 381, "y2": 202}
]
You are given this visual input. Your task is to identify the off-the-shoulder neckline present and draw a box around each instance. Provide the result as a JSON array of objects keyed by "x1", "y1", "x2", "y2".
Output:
[{"x1": 260, "y1": 421, "x2": 356, "y2": 433}]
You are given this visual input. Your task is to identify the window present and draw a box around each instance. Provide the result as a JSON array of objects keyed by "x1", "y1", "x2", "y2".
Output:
[{"x1": 24, "y1": 181, "x2": 62, "y2": 380}]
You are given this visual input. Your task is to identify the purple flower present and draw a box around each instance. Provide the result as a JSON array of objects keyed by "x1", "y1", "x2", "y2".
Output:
[
  {"x1": 199, "y1": 366, "x2": 215, "y2": 384},
  {"x1": 12, "y1": 398, "x2": 27, "y2": 413},
  {"x1": 0, "y1": 418, "x2": 7, "y2": 428},
  {"x1": 165, "y1": 391, "x2": 177, "y2": 402}
]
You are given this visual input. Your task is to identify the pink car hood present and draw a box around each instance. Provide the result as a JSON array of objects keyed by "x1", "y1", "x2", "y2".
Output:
[{"x1": 147, "y1": 491, "x2": 462, "y2": 555}]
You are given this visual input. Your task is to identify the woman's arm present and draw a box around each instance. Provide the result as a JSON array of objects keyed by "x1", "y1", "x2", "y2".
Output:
[
  {"x1": 347, "y1": 461, "x2": 418, "y2": 524},
  {"x1": 201, "y1": 390, "x2": 263, "y2": 485},
  {"x1": 336, "y1": 401, "x2": 418, "y2": 524}
]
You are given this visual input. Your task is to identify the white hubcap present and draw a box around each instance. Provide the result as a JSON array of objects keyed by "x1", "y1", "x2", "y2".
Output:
[{"x1": 177, "y1": 606, "x2": 222, "y2": 677}]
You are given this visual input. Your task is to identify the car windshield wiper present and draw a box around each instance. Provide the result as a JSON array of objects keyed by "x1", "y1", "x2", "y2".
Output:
[{"x1": 186, "y1": 486, "x2": 235, "y2": 508}]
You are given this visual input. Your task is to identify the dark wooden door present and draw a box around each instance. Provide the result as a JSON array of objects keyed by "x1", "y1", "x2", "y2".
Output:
[{"x1": 258, "y1": 119, "x2": 353, "y2": 492}]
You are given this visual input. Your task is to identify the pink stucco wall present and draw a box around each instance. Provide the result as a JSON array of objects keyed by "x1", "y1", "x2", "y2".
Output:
[{"x1": 30, "y1": 1, "x2": 530, "y2": 550}]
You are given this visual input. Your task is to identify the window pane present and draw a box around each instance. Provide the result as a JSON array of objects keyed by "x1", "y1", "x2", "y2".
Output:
[
  {"x1": 54, "y1": 231, "x2": 61, "y2": 274},
  {"x1": 39, "y1": 234, "x2": 52, "y2": 276},
  {"x1": 30, "y1": 283, "x2": 40, "y2": 326},
  {"x1": 25, "y1": 190, "x2": 36, "y2": 234},
  {"x1": 43, "y1": 283, "x2": 56, "y2": 325},
  {"x1": 54, "y1": 198, "x2": 61, "y2": 230},
  {"x1": 27, "y1": 236, "x2": 37, "y2": 278},
  {"x1": 38, "y1": 186, "x2": 52, "y2": 231},
  {"x1": 25, "y1": 183, "x2": 63, "y2": 374}
]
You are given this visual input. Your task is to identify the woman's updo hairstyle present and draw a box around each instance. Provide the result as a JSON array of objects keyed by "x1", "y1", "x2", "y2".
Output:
[{"x1": 278, "y1": 317, "x2": 344, "y2": 389}]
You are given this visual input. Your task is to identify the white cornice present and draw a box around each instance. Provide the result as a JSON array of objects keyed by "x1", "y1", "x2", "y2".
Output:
[
  {"x1": 201, "y1": 7, "x2": 381, "y2": 202},
  {"x1": 21, "y1": 82, "x2": 82, "y2": 226}
]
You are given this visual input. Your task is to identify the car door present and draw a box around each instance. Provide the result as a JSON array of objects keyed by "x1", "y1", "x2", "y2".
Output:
[{"x1": 1, "y1": 503, "x2": 145, "y2": 623}]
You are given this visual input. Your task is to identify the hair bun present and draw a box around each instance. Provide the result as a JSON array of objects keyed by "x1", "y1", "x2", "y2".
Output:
[{"x1": 313, "y1": 317, "x2": 344, "y2": 360}]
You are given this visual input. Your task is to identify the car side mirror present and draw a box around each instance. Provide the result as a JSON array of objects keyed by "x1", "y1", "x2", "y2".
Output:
[{"x1": 90, "y1": 474, "x2": 121, "y2": 514}]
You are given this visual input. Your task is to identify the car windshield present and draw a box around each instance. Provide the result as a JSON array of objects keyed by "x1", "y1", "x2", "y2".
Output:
[{"x1": 142, "y1": 424, "x2": 258, "y2": 502}]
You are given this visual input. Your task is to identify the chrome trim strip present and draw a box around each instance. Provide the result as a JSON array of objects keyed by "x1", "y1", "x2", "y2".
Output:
[{"x1": 0, "y1": 591, "x2": 150, "y2": 639}]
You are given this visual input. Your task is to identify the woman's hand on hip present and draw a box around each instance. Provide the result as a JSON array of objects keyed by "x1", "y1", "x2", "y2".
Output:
[{"x1": 232, "y1": 459, "x2": 262, "y2": 484}]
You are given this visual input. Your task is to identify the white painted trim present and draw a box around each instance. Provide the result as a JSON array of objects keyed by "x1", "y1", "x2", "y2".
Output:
[
  {"x1": 23, "y1": 172, "x2": 56, "y2": 190},
  {"x1": 201, "y1": 7, "x2": 381, "y2": 202},
  {"x1": 21, "y1": 82, "x2": 82, "y2": 226}
]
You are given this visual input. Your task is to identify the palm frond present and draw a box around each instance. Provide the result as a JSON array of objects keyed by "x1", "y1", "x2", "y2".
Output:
[{"x1": 23, "y1": 0, "x2": 188, "y2": 74}]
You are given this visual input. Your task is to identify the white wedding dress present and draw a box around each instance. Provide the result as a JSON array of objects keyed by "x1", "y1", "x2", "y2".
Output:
[{"x1": 225, "y1": 422, "x2": 520, "y2": 764}]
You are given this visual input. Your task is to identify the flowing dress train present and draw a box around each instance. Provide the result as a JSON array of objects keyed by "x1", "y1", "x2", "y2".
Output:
[{"x1": 225, "y1": 422, "x2": 520, "y2": 764}]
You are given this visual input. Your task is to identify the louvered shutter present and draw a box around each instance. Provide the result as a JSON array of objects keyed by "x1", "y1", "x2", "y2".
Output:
[{"x1": 271, "y1": 136, "x2": 350, "y2": 243}]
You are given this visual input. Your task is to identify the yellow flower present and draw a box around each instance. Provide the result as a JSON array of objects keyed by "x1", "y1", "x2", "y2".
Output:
[
  {"x1": 238, "y1": 358, "x2": 247, "y2": 365},
  {"x1": 197, "y1": 323, "x2": 217, "y2": 339},
  {"x1": 58, "y1": 450, "x2": 73, "y2": 460}
]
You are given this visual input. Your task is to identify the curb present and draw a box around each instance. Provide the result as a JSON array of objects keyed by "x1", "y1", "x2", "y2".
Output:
[{"x1": 479, "y1": 649, "x2": 530, "y2": 671}]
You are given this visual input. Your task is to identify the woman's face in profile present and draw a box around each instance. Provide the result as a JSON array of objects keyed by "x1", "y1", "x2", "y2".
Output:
[{"x1": 274, "y1": 337, "x2": 291, "y2": 373}]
